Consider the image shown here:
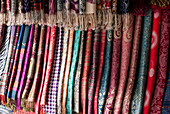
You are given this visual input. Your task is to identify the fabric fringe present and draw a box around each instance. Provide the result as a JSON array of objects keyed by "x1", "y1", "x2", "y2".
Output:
[
  {"x1": 6, "y1": 98, "x2": 11, "y2": 108},
  {"x1": 79, "y1": 15, "x2": 85, "y2": 31},
  {"x1": 71, "y1": 12, "x2": 79, "y2": 30},
  {"x1": 57, "y1": 11, "x2": 63, "y2": 27},
  {"x1": 106, "y1": 9, "x2": 113, "y2": 30},
  {"x1": 21, "y1": 98, "x2": 27, "y2": 111}
]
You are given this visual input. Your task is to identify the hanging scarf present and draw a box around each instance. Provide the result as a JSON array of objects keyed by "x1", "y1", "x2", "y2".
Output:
[
  {"x1": 26, "y1": 25, "x2": 46, "y2": 111},
  {"x1": 61, "y1": 30, "x2": 74, "y2": 114},
  {"x1": 44, "y1": 27, "x2": 63, "y2": 114},
  {"x1": 0, "y1": 24, "x2": 5, "y2": 48},
  {"x1": 40, "y1": 26, "x2": 56, "y2": 108},
  {"x1": 113, "y1": 13, "x2": 134, "y2": 114},
  {"x1": 0, "y1": 26, "x2": 16, "y2": 104},
  {"x1": 57, "y1": 0, "x2": 64, "y2": 24},
  {"x1": 0, "y1": 26, "x2": 10, "y2": 105},
  {"x1": 6, "y1": 0, "x2": 11, "y2": 12},
  {"x1": 63, "y1": 0, "x2": 71, "y2": 27},
  {"x1": 73, "y1": 30, "x2": 85, "y2": 113},
  {"x1": 34, "y1": 26, "x2": 51, "y2": 113},
  {"x1": 66, "y1": 29, "x2": 81, "y2": 113},
  {"x1": 150, "y1": 9, "x2": 170, "y2": 114},
  {"x1": 71, "y1": 0, "x2": 79, "y2": 29},
  {"x1": 57, "y1": 28, "x2": 69, "y2": 114},
  {"x1": 81, "y1": 27, "x2": 92, "y2": 114},
  {"x1": 122, "y1": 15, "x2": 142, "y2": 114},
  {"x1": 9, "y1": 26, "x2": 31, "y2": 109},
  {"x1": 117, "y1": 0, "x2": 129, "y2": 14},
  {"x1": 98, "y1": 29, "x2": 112, "y2": 114},
  {"x1": 21, "y1": 25, "x2": 39, "y2": 110},
  {"x1": 1, "y1": 0, "x2": 5, "y2": 13},
  {"x1": 143, "y1": 9, "x2": 161, "y2": 114},
  {"x1": 94, "y1": 29, "x2": 106, "y2": 114},
  {"x1": 104, "y1": 14, "x2": 122, "y2": 113},
  {"x1": 48, "y1": 0, "x2": 57, "y2": 26},
  {"x1": 87, "y1": 29, "x2": 100, "y2": 114},
  {"x1": 79, "y1": 0, "x2": 86, "y2": 30},
  {"x1": 15, "y1": 25, "x2": 34, "y2": 110},
  {"x1": 162, "y1": 67, "x2": 170, "y2": 113},
  {"x1": 131, "y1": 9, "x2": 152, "y2": 114},
  {"x1": 17, "y1": 0, "x2": 24, "y2": 25}
]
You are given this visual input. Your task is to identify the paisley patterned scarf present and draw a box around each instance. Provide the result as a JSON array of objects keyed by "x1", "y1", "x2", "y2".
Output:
[
  {"x1": 94, "y1": 29, "x2": 106, "y2": 114},
  {"x1": 81, "y1": 27, "x2": 92, "y2": 114},
  {"x1": 122, "y1": 15, "x2": 142, "y2": 114},
  {"x1": 150, "y1": 9, "x2": 170, "y2": 114},
  {"x1": 73, "y1": 30, "x2": 85, "y2": 113},
  {"x1": 104, "y1": 14, "x2": 122, "y2": 114},
  {"x1": 131, "y1": 9, "x2": 152, "y2": 114},
  {"x1": 143, "y1": 9, "x2": 161, "y2": 114},
  {"x1": 87, "y1": 29, "x2": 100, "y2": 114},
  {"x1": 66, "y1": 29, "x2": 81, "y2": 113},
  {"x1": 98, "y1": 29, "x2": 112, "y2": 114}
]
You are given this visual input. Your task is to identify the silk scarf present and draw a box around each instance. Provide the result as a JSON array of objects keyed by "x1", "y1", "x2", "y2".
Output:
[
  {"x1": 150, "y1": 9, "x2": 170, "y2": 114},
  {"x1": 0, "y1": 26, "x2": 11, "y2": 105},
  {"x1": 122, "y1": 15, "x2": 142, "y2": 114},
  {"x1": 162, "y1": 67, "x2": 170, "y2": 113},
  {"x1": 44, "y1": 27, "x2": 63, "y2": 114},
  {"x1": 143, "y1": 9, "x2": 161, "y2": 114},
  {"x1": 131, "y1": 9, "x2": 152, "y2": 114},
  {"x1": 73, "y1": 30, "x2": 85, "y2": 113},
  {"x1": 21, "y1": 25, "x2": 39, "y2": 110},
  {"x1": 40, "y1": 26, "x2": 56, "y2": 109},
  {"x1": 104, "y1": 14, "x2": 122, "y2": 114},
  {"x1": 34, "y1": 26, "x2": 51, "y2": 113},
  {"x1": 87, "y1": 29, "x2": 100, "y2": 114},
  {"x1": 94, "y1": 29, "x2": 106, "y2": 114},
  {"x1": 98, "y1": 29, "x2": 112, "y2": 114},
  {"x1": 0, "y1": 26, "x2": 16, "y2": 104},
  {"x1": 57, "y1": 28, "x2": 69, "y2": 114},
  {"x1": 27, "y1": 25, "x2": 46, "y2": 111},
  {"x1": 81, "y1": 27, "x2": 92, "y2": 114},
  {"x1": 61, "y1": 30, "x2": 74, "y2": 114},
  {"x1": 114, "y1": 13, "x2": 134, "y2": 114},
  {"x1": 66, "y1": 29, "x2": 81, "y2": 113}
]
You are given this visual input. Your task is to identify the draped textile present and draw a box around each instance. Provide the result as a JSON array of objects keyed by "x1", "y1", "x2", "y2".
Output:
[
  {"x1": 44, "y1": 27, "x2": 63, "y2": 114},
  {"x1": 35, "y1": 26, "x2": 51, "y2": 113},
  {"x1": 81, "y1": 27, "x2": 92, "y2": 114},
  {"x1": 150, "y1": 9, "x2": 170, "y2": 114},
  {"x1": 122, "y1": 15, "x2": 142, "y2": 114},
  {"x1": 57, "y1": 28, "x2": 69, "y2": 114},
  {"x1": 87, "y1": 29, "x2": 100, "y2": 114},
  {"x1": 61, "y1": 29, "x2": 74, "y2": 114},
  {"x1": 94, "y1": 29, "x2": 106, "y2": 114},
  {"x1": 66, "y1": 29, "x2": 81, "y2": 113},
  {"x1": 104, "y1": 14, "x2": 122, "y2": 113},
  {"x1": 131, "y1": 9, "x2": 152, "y2": 114},
  {"x1": 143, "y1": 9, "x2": 161, "y2": 114},
  {"x1": 0, "y1": 24, "x2": 5, "y2": 48},
  {"x1": 114, "y1": 13, "x2": 134, "y2": 114},
  {"x1": 98, "y1": 30, "x2": 112, "y2": 114},
  {"x1": 73, "y1": 30, "x2": 85, "y2": 113}
]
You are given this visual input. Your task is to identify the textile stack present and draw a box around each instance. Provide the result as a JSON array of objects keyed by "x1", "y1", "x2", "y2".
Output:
[{"x1": 0, "y1": 0, "x2": 169, "y2": 114}]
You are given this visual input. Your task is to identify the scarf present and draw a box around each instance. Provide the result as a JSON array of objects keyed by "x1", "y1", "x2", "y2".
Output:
[
  {"x1": 61, "y1": 29, "x2": 74, "y2": 114},
  {"x1": 15, "y1": 25, "x2": 34, "y2": 110},
  {"x1": 150, "y1": 9, "x2": 170, "y2": 114},
  {"x1": 114, "y1": 13, "x2": 134, "y2": 114},
  {"x1": 57, "y1": 28, "x2": 69, "y2": 114},
  {"x1": 44, "y1": 27, "x2": 63, "y2": 114},
  {"x1": 0, "y1": 26, "x2": 10, "y2": 105},
  {"x1": 143, "y1": 9, "x2": 161, "y2": 114},
  {"x1": 98, "y1": 29, "x2": 112, "y2": 114},
  {"x1": 94, "y1": 29, "x2": 106, "y2": 114},
  {"x1": 0, "y1": 26, "x2": 16, "y2": 104},
  {"x1": 104, "y1": 14, "x2": 122, "y2": 113},
  {"x1": 131, "y1": 9, "x2": 152, "y2": 114},
  {"x1": 66, "y1": 29, "x2": 81, "y2": 113},
  {"x1": 0, "y1": 24, "x2": 5, "y2": 48},
  {"x1": 117, "y1": 0, "x2": 130, "y2": 14},
  {"x1": 122, "y1": 15, "x2": 142, "y2": 113},
  {"x1": 26, "y1": 25, "x2": 46, "y2": 111},
  {"x1": 81, "y1": 27, "x2": 92, "y2": 114},
  {"x1": 21, "y1": 25, "x2": 39, "y2": 111},
  {"x1": 162, "y1": 67, "x2": 170, "y2": 113},
  {"x1": 87, "y1": 29, "x2": 100, "y2": 114},
  {"x1": 1, "y1": 0, "x2": 6, "y2": 13},
  {"x1": 73, "y1": 30, "x2": 85, "y2": 113},
  {"x1": 34, "y1": 26, "x2": 51, "y2": 113}
]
